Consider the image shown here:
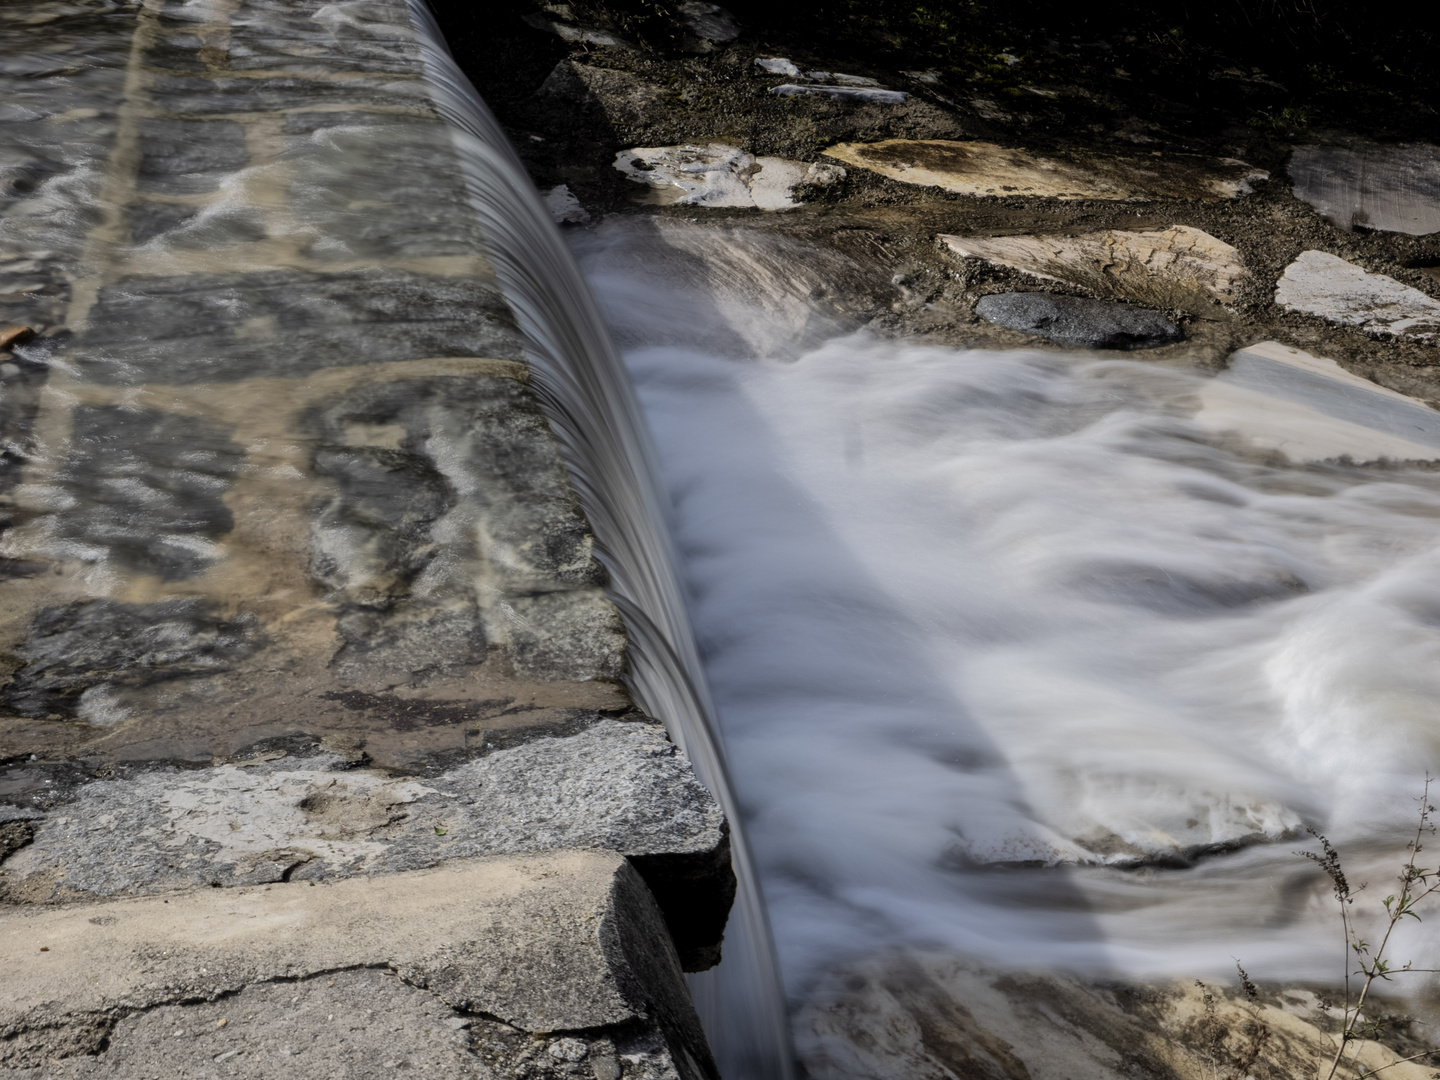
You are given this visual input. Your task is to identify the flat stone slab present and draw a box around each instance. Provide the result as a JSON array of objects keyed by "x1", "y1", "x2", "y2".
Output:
[
  {"x1": 1290, "y1": 141, "x2": 1440, "y2": 235},
  {"x1": 975, "y1": 292, "x2": 1181, "y2": 349},
  {"x1": 614, "y1": 144, "x2": 841, "y2": 210},
  {"x1": 824, "y1": 139, "x2": 1267, "y2": 201},
  {"x1": 770, "y1": 84, "x2": 908, "y2": 104},
  {"x1": 1, "y1": 719, "x2": 732, "y2": 970},
  {"x1": 0, "y1": 850, "x2": 714, "y2": 1078},
  {"x1": 1195, "y1": 341, "x2": 1440, "y2": 463},
  {"x1": 1275, "y1": 250, "x2": 1440, "y2": 341},
  {"x1": 943, "y1": 226, "x2": 1244, "y2": 310}
]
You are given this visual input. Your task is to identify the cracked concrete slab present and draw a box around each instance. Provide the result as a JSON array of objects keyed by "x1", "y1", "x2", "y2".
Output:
[{"x1": 0, "y1": 851, "x2": 715, "y2": 1079}]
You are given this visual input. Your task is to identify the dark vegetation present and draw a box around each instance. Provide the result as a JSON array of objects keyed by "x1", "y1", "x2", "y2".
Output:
[{"x1": 432, "y1": 0, "x2": 1438, "y2": 145}]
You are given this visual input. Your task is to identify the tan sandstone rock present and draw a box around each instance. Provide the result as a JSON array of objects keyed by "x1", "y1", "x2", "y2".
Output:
[
  {"x1": 823, "y1": 139, "x2": 1267, "y2": 201},
  {"x1": 942, "y1": 226, "x2": 1246, "y2": 310}
]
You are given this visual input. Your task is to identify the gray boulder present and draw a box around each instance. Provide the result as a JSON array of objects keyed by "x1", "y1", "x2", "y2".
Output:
[{"x1": 975, "y1": 292, "x2": 1182, "y2": 349}]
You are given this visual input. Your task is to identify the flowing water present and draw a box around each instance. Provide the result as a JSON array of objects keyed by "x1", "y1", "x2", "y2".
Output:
[
  {"x1": 406, "y1": 9, "x2": 795, "y2": 1079},
  {"x1": 406, "y1": 5, "x2": 1440, "y2": 1071},
  {"x1": 572, "y1": 219, "x2": 1440, "y2": 1009}
]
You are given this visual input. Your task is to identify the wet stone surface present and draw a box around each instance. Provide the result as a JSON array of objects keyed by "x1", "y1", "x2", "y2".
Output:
[
  {"x1": 975, "y1": 293, "x2": 1183, "y2": 350},
  {"x1": 0, "y1": 0, "x2": 731, "y2": 1014},
  {"x1": 74, "y1": 270, "x2": 523, "y2": 384}
]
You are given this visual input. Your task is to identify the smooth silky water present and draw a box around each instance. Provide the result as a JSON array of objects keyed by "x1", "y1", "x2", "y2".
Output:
[{"x1": 571, "y1": 219, "x2": 1440, "y2": 1011}]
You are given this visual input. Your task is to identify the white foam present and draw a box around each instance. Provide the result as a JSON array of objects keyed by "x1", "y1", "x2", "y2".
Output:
[{"x1": 577, "y1": 222, "x2": 1440, "y2": 990}]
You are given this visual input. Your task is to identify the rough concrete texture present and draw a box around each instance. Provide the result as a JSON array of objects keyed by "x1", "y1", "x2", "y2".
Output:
[
  {"x1": 1290, "y1": 141, "x2": 1440, "y2": 236},
  {"x1": 795, "y1": 950, "x2": 1439, "y2": 1080},
  {"x1": 823, "y1": 140, "x2": 1267, "y2": 201},
  {"x1": 0, "y1": 719, "x2": 733, "y2": 969},
  {"x1": 974, "y1": 293, "x2": 1181, "y2": 349},
  {"x1": 1276, "y1": 250, "x2": 1440, "y2": 341},
  {"x1": 0, "y1": 851, "x2": 715, "y2": 1079},
  {"x1": 0, "y1": 0, "x2": 731, "y2": 1074},
  {"x1": 942, "y1": 226, "x2": 1246, "y2": 311}
]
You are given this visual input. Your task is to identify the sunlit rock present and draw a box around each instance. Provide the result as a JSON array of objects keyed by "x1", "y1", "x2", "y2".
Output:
[
  {"x1": 614, "y1": 143, "x2": 808, "y2": 210},
  {"x1": 824, "y1": 138, "x2": 1268, "y2": 200},
  {"x1": 943, "y1": 225, "x2": 1246, "y2": 310},
  {"x1": 543, "y1": 183, "x2": 590, "y2": 225},
  {"x1": 1276, "y1": 250, "x2": 1440, "y2": 341},
  {"x1": 1195, "y1": 340, "x2": 1440, "y2": 463},
  {"x1": 975, "y1": 292, "x2": 1181, "y2": 349},
  {"x1": 1290, "y1": 141, "x2": 1440, "y2": 235},
  {"x1": 754, "y1": 57, "x2": 798, "y2": 76},
  {"x1": 0, "y1": 326, "x2": 35, "y2": 350}
]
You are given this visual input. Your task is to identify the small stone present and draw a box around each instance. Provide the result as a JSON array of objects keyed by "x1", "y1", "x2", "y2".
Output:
[
  {"x1": 614, "y1": 143, "x2": 807, "y2": 210},
  {"x1": 1276, "y1": 251, "x2": 1440, "y2": 341},
  {"x1": 802, "y1": 161, "x2": 846, "y2": 187},
  {"x1": 590, "y1": 1055, "x2": 621, "y2": 1080},
  {"x1": 548, "y1": 1038, "x2": 588, "y2": 1062},
  {"x1": 755, "y1": 57, "x2": 799, "y2": 76},
  {"x1": 446, "y1": 1017, "x2": 470, "y2": 1030},
  {"x1": 214, "y1": 1050, "x2": 241, "y2": 1063},
  {"x1": 0, "y1": 326, "x2": 36, "y2": 351},
  {"x1": 678, "y1": 2, "x2": 738, "y2": 44},
  {"x1": 975, "y1": 293, "x2": 1182, "y2": 350},
  {"x1": 543, "y1": 185, "x2": 590, "y2": 226}
]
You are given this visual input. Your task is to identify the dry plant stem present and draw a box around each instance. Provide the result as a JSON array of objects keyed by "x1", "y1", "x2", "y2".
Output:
[{"x1": 1321, "y1": 775, "x2": 1440, "y2": 1080}]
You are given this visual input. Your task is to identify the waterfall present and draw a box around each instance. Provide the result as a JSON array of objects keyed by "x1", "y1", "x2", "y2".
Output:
[{"x1": 403, "y1": 5, "x2": 796, "y2": 1078}]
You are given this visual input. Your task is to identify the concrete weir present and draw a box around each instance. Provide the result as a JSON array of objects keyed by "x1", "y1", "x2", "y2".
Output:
[{"x1": 0, "y1": 0, "x2": 729, "y2": 1076}]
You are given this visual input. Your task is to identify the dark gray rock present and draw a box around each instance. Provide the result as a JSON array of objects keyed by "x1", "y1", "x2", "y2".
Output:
[
  {"x1": 73, "y1": 269, "x2": 523, "y2": 384},
  {"x1": 135, "y1": 118, "x2": 249, "y2": 195},
  {"x1": 56, "y1": 406, "x2": 247, "y2": 578},
  {"x1": 975, "y1": 292, "x2": 1183, "y2": 350},
  {"x1": 3, "y1": 598, "x2": 263, "y2": 719}
]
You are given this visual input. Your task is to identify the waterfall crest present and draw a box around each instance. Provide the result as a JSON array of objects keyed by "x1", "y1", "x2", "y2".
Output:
[{"x1": 403, "y1": 5, "x2": 796, "y2": 1078}]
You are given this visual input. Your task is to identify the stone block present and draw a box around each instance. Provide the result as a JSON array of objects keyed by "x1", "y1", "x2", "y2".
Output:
[
  {"x1": 1290, "y1": 141, "x2": 1440, "y2": 235},
  {"x1": 826, "y1": 139, "x2": 1267, "y2": 201},
  {"x1": 944, "y1": 226, "x2": 1245, "y2": 310},
  {"x1": 1276, "y1": 250, "x2": 1440, "y2": 341}
]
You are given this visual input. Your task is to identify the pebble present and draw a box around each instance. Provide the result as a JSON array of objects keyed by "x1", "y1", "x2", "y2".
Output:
[
  {"x1": 0, "y1": 326, "x2": 36, "y2": 351},
  {"x1": 975, "y1": 293, "x2": 1182, "y2": 350}
]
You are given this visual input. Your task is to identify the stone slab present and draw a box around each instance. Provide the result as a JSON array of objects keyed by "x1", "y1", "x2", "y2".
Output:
[
  {"x1": 0, "y1": 850, "x2": 715, "y2": 1079},
  {"x1": 796, "y1": 950, "x2": 1437, "y2": 1080},
  {"x1": 1195, "y1": 341, "x2": 1440, "y2": 463},
  {"x1": 974, "y1": 292, "x2": 1181, "y2": 349},
  {"x1": 613, "y1": 144, "x2": 810, "y2": 211},
  {"x1": 943, "y1": 225, "x2": 1245, "y2": 310},
  {"x1": 825, "y1": 139, "x2": 1267, "y2": 201},
  {"x1": 1275, "y1": 250, "x2": 1440, "y2": 341},
  {"x1": 1290, "y1": 141, "x2": 1440, "y2": 235}
]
